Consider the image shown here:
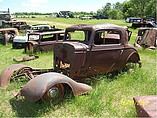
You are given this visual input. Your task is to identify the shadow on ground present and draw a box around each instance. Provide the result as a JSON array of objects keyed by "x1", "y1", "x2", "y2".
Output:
[{"x1": 9, "y1": 91, "x2": 74, "y2": 117}]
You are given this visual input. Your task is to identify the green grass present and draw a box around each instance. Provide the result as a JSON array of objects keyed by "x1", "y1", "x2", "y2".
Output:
[{"x1": 0, "y1": 18, "x2": 156, "y2": 117}]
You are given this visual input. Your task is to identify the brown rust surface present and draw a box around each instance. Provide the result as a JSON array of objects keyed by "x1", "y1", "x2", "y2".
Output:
[
  {"x1": 0, "y1": 64, "x2": 30, "y2": 89},
  {"x1": 133, "y1": 95, "x2": 157, "y2": 117},
  {"x1": 13, "y1": 55, "x2": 39, "y2": 62},
  {"x1": 135, "y1": 28, "x2": 157, "y2": 49},
  {"x1": 54, "y1": 24, "x2": 140, "y2": 79},
  {"x1": 25, "y1": 30, "x2": 65, "y2": 52},
  {"x1": 18, "y1": 72, "x2": 92, "y2": 102},
  {"x1": 0, "y1": 28, "x2": 19, "y2": 45}
]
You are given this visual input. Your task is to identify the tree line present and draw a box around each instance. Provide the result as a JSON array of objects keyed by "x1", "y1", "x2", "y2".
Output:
[
  {"x1": 13, "y1": 0, "x2": 156, "y2": 19},
  {"x1": 96, "y1": 0, "x2": 156, "y2": 19},
  {"x1": 13, "y1": 12, "x2": 51, "y2": 16}
]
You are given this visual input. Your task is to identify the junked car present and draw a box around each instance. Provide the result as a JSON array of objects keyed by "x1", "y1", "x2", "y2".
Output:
[
  {"x1": 12, "y1": 25, "x2": 63, "y2": 49},
  {"x1": 0, "y1": 28, "x2": 19, "y2": 46},
  {"x1": 132, "y1": 21, "x2": 157, "y2": 28},
  {"x1": 0, "y1": 24, "x2": 141, "y2": 102},
  {"x1": 134, "y1": 27, "x2": 157, "y2": 49},
  {"x1": 27, "y1": 24, "x2": 56, "y2": 33},
  {"x1": 2, "y1": 20, "x2": 30, "y2": 30},
  {"x1": 24, "y1": 30, "x2": 67, "y2": 52}
]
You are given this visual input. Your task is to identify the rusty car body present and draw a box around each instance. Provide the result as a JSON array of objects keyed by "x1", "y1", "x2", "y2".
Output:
[
  {"x1": 12, "y1": 25, "x2": 63, "y2": 49},
  {"x1": 24, "y1": 30, "x2": 66, "y2": 52},
  {"x1": 132, "y1": 21, "x2": 157, "y2": 28},
  {"x1": 0, "y1": 28, "x2": 19, "y2": 45},
  {"x1": 26, "y1": 24, "x2": 56, "y2": 33},
  {"x1": 0, "y1": 24, "x2": 141, "y2": 102},
  {"x1": 0, "y1": 8, "x2": 11, "y2": 21},
  {"x1": 53, "y1": 24, "x2": 140, "y2": 79},
  {"x1": 3, "y1": 20, "x2": 30, "y2": 30},
  {"x1": 134, "y1": 27, "x2": 157, "y2": 49}
]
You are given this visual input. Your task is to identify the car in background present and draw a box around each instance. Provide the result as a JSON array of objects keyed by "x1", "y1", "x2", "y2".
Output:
[
  {"x1": 27, "y1": 24, "x2": 56, "y2": 33},
  {"x1": 2, "y1": 20, "x2": 30, "y2": 30},
  {"x1": 134, "y1": 27, "x2": 157, "y2": 49},
  {"x1": 0, "y1": 28, "x2": 19, "y2": 46},
  {"x1": 12, "y1": 25, "x2": 62, "y2": 49},
  {"x1": 92, "y1": 14, "x2": 108, "y2": 19},
  {"x1": 24, "y1": 29, "x2": 68, "y2": 52},
  {"x1": 131, "y1": 21, "x2": 157, "y2": 28},
  {"x1": 125, "y1": 17, "x2": 141, "y2": 23}
]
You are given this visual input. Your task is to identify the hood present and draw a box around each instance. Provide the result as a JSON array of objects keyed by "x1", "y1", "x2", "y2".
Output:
[
  {"x1": 55, "y1": 41, "x2": 88, "y2": 52},
  {"x1": 13, "y1": 36, "x2": 28, "y2": 43}
]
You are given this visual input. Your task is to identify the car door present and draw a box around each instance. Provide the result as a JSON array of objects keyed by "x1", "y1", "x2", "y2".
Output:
[{"x1": 87, "y1": 30, "x2": 124, "y2": 75}]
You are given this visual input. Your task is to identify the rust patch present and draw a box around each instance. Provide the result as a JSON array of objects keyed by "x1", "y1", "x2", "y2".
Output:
[
  {"x1": 133, "y1": 95, "x2": 157, "y2": 117},
  {"x1": 0, "y1": 64, "x2": 31, "y2": 89}
]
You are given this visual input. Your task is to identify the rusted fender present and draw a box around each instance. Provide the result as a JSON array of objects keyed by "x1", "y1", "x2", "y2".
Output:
[
  {"x1": 17, "y1": 72, "x2": 92, "y2": 102},
  {"x1": 0, "y1": 64, "x2": 31, "y2": 89}
]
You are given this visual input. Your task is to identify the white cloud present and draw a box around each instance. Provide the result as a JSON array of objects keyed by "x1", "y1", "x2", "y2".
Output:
[
  {"x1": 0, "y1": 0, "x2": 3, "y2": 2},
  {"x1": 21, "y1": 0, "x2": 49, "y2": 12}
]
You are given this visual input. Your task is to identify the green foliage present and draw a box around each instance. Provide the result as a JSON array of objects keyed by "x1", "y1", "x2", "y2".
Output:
[
  {"x1": 122, "y1": 0, "x2": 156, "y2": 18},
  {"x1": 96, "y1": 0, "x2": 156, "y2": 19},
  {"x1": 102, "y1": 3, "x2": 112, "y2": 17},
  {"x1": 113, "y1": 2, "x2": 122, "y2": 11},
  {"x1": 108, "y1": 9, "x2": 118, "y2": 19},
  {"x1": 122, "y1": 1, "x2": 134, "y2": 18},
  {"x1": 144, "y1": 0, "x2": 156, "y2": 18},
  {"x1": 96, "y1": 2, "x2": 124, "y2": 19}
]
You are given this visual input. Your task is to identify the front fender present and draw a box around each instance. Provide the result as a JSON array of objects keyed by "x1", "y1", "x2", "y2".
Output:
[
  {"x1": 0, "y1": 64, "x2": 31, "y2": 89},
  {"x1": 18, "y1": 72, "x2": 92, "y2": 102}
]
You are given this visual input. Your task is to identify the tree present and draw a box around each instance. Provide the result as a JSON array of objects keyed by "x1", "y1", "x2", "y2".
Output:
[
  {"x1": 109, "y1": 9, "x2": 118, "y2": 19},
  {"x1": 96, "y1": 9, "x2": 103, "y2": 15},
  {"x1": 144, "y1": 0, "x2": 156, "y2": 18},
  {"x1": 122, "y1": 1, "x2": 135, "y2": 18},
  {"x1": 122, "y1": 0, "x2": 156, "y2": 19},
  {"x1": 130, "y1": 0, "x2": 150, "y2": 17},
  {"x1": 113, "y1": 2, "x2": 122, "y2": 11},
  {"x1": 102, "y1": 3, "x2": 112, "y2": 16}
]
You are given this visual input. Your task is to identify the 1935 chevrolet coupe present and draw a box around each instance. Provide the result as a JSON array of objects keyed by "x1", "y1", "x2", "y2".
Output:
[{"x1": 0, "y1": 24, "x2": 141, "y2": 102}]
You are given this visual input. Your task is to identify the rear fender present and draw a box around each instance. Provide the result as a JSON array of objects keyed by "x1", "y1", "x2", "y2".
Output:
[
  {"x1": 0, "y1": 64, "x2": 32, "y2": 89},
  {"x1": 126, "y1": 51, "x2": 141, "y2": 67},
  {"x1": 17, "y1": 72, "x2": 92, "y2": 102}
]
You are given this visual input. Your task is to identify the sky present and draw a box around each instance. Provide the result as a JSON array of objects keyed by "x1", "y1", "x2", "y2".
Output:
[{"x1": 0, "y1": 0, "x2": 126, "y2": 13}]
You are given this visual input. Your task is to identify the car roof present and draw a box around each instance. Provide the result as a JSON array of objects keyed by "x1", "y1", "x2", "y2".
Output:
[
  {"x1": 66, "y1": 24, "x2": 128, "y2": 32},
  {"x1": 0, "y1": 28, "x2": 18, "y2": 31},
  {"x1": 28, "y1": 30, "x2": 65, "y2": 36}
]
